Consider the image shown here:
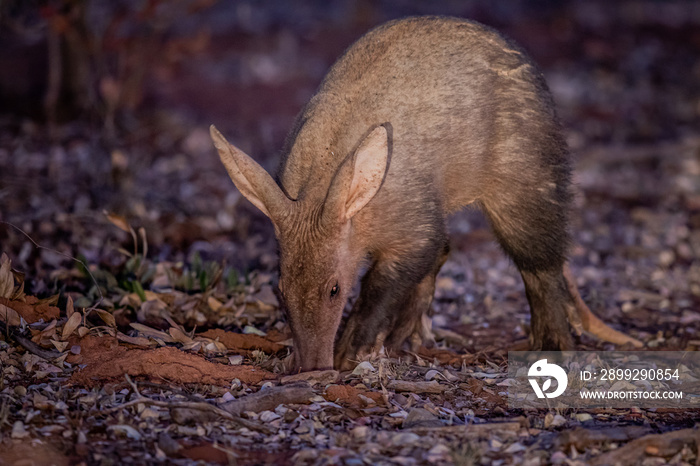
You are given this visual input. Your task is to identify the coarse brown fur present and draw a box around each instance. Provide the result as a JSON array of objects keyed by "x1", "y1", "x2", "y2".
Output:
[{"x1": 211, "y1": 16, "x2": 615, "y2": 371}]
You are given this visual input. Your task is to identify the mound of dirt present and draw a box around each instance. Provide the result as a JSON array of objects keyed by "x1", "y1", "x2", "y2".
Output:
[
  {"x1": 0, "y1": 296, "x2": 60, "y2": 325},
  {"x1": 68, "y1": 335, "x2": 275, "y2": 387}
]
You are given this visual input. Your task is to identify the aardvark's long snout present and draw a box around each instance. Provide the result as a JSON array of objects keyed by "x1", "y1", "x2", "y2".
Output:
[{"x1": 291, "y1": 335, "x2": 335, "y2": 372}]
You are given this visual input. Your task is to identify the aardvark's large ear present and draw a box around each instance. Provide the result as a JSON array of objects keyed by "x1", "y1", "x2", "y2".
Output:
[
  {"x1": 323, "y1": 124, "x2": 391, "y2": 224},
  {"x1": 210, "y1": 125, "x2": 292, "y2": 222}
]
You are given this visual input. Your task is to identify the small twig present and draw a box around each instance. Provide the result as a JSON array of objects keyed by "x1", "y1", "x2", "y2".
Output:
[
  {"x1": 124, "y1": 374, "x2": 142, "y2": 398},
  {"x1": 0, "y1": 320, "x2": 62, "y2": 360},
  {"x1": 14, "y1": 334, "x2": 63, "y2": 360},
  {"x1": 1, "y1": 221, "x2": 104, "y2": 311}
]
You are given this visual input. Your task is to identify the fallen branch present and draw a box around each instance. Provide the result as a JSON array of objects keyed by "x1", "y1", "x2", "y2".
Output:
[
  {"x1": 0, "y1": 320, "x2": 62, "y2": 360},
  {"x1": 220, "y1": 385, "x2": 315, "y2": 416},
  {"x1": 105, "y1": 376, "x2": 275, "y2": 434},
  {"x1": 15, "y1": 334, "x2": 63, "y2": 360},
  {"x1": 557, "y1": 426, "x2": 651, "y2": 452},
  {"x1": 107, "y1": 397, "x2": 274, "y2": 434},
  {"x1": 590, "y1": 427, "x2": 700, "y2": 465},
  {"x1": 387, "y1": 380, "x2": 445, "y2": 394}
]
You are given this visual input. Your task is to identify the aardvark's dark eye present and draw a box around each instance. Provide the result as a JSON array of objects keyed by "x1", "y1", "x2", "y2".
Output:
[{"x1": 330, "y1": 282, "x2": 339, "y2": 298}]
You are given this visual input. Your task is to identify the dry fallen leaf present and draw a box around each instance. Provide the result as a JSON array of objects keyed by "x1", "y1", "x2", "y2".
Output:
[
  {"x1": 66, "y1": 296, "x2": 75, "y2": 318},
  {"x1": 51, "y1": 339, "x2": 69, "y2": 352},
  {"x1": 103, "y1": 210, "x2": 133, "y2": 234},
  {"x1": 62, "y1": 311, "x2": 83, "y2": 339},
  {"x1": 94, "y1": 309, "x2": 116, "y2": 327},
  {"x1": 207, "y1": 296, "x2": 223, "y2": 312},
  {"x1": 116, "y1": 331, "x2": 153, "y2": 347},
  {"x1": 169, "y1": 327, "x2": 194, "y2": 344},
  {"x1": 0, "y1": 299, "x2": 21, "y2": 326},
  {"x1": 120, "y1": 291, "x2": 162, "y2": 307},
  {"x1": 0, "y1": 253, "x2": 14, "y2": 298},
  {"x1": 130, "y1": 323, "x2": 175, "y2": 342}
]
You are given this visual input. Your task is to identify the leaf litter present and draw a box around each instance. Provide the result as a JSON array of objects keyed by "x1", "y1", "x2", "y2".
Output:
[{"x1": 2, "y1": 1, "x2": 700, "y2": 465}]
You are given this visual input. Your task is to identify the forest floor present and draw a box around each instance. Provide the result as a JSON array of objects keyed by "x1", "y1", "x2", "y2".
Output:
[{"x1": 1, "y1": 1, "x2": 700, "y2": 465}]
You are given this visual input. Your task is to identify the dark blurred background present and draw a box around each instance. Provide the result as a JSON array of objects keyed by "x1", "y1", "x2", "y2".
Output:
[{"x1": 1, "y1": 0, "x2": 699, "y2": 289}]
